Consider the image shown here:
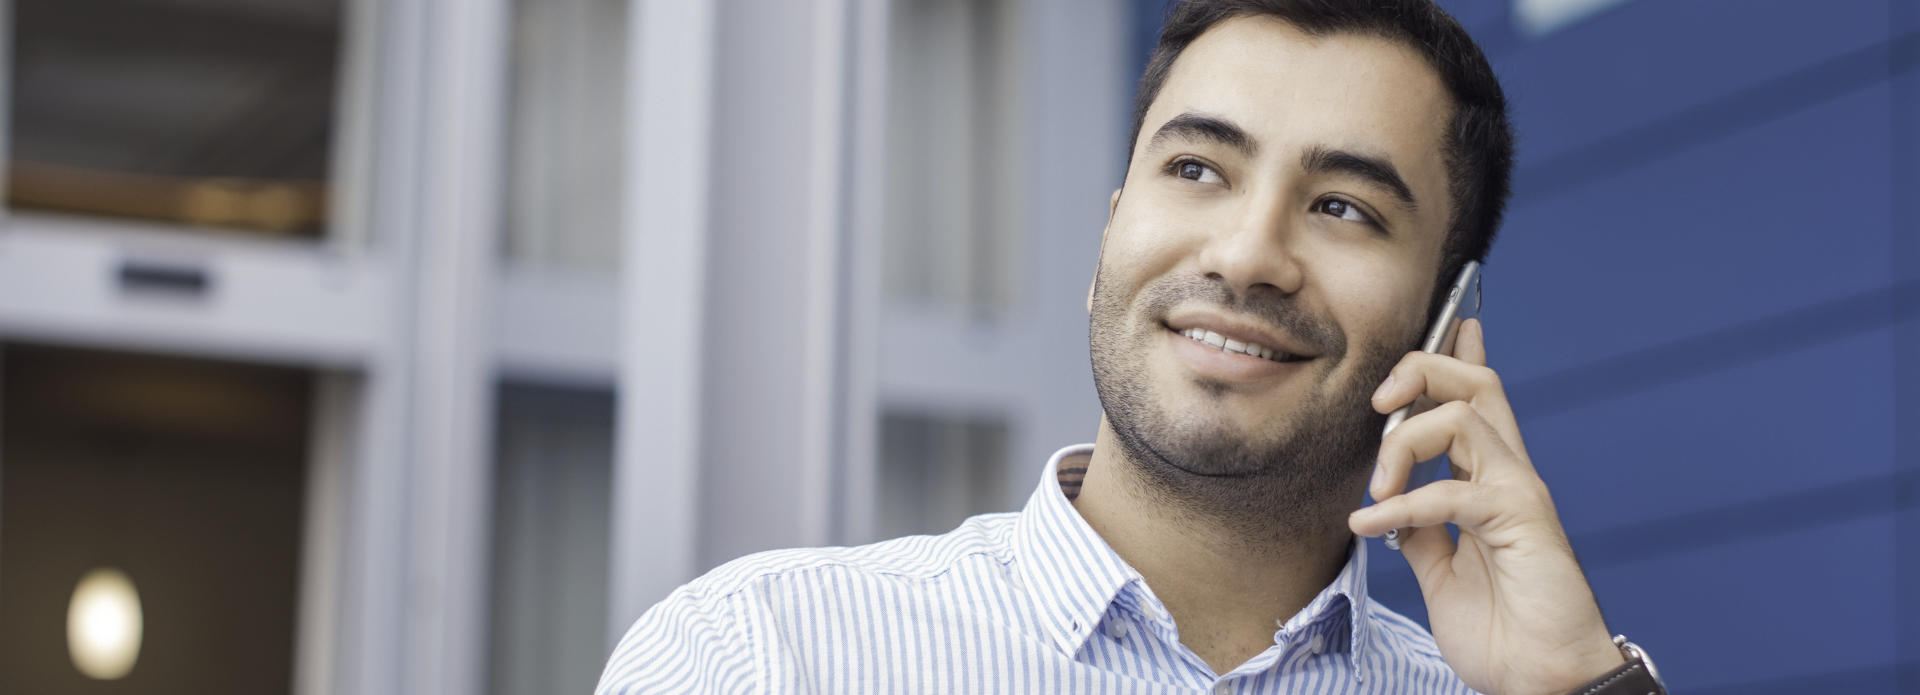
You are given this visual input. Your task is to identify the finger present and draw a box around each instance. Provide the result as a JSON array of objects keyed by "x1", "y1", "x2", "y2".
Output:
[
  {"x1": 1349, "y1": 479, "x2": 1496, "y2": 537},
  {"x1": 1449, "y1": 319, "x2": 1528, "y2": 451},
  {"x1": 1372, "y1": 401, "x2": 1511, "y2": 500},
  {"x1": 1371, "y1": 351, "x2": 1522, "y2": 447},
  {"x1": 1454, "y1": 318, "x2": 1486, "y2": 367},
  {"x1": 1372, "y1": 351, "x2": 1504, "y2": 413}
]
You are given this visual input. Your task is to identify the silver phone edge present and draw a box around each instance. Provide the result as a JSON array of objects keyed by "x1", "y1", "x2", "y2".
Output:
[{"x1": 1380, "y1": 260, "x2": 1480, "y2": 550}]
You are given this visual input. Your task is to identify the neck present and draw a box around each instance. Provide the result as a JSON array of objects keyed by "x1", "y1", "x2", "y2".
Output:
[{"x1": 1072, "y1": 417, "x2": 1362, "y2": 675}]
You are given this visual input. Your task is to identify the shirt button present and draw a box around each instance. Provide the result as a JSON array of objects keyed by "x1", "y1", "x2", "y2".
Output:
[
  {"x1": 1105, "y1": 621, "x2": 1128, "y2": 639},
  {"x1": 1213, "y1": 683, "x2": 1232, "y2": 695},
  {"x1": 1308, "y1": 634, "x2": 1326, "y2": 654}
]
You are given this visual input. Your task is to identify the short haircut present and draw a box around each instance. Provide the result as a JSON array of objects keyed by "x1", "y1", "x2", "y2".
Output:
[{"x1": 1129, "y1": 0, "x2": 1514, "y2": 322}]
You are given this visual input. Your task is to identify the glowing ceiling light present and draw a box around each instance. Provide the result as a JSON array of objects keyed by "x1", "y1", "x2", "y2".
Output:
[{"x1": 67, "y1": 567, "x2": 143, "y2": 680}]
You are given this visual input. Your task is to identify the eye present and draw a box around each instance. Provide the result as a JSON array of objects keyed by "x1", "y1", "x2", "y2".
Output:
[
  {"x1": 1313, "y1": 197, "x2": 1376, "y2": 226},
  {"x1": 1167, "y1": 158, "x2": 1225, "y2": 185}
]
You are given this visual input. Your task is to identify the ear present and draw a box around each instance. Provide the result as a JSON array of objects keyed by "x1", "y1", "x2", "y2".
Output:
[{"x1": 1088, "y1": 187, "x2": 1123, "y2": 314}]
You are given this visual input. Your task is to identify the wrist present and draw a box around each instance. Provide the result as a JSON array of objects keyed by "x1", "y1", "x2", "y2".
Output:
[
  {"x1": 1565, "y1": 645, "x2": 1628, "y2": 688},
  {"x1": 1563, "y1": 635, "x2": 1666, "y2": 695},
  {"x1": 1536, "y1": 635, "x2": 1628, "y2": 695}
]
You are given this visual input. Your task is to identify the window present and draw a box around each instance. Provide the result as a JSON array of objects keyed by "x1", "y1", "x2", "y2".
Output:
[
  {"x1": 877, "y1": 410, "x2": 1011, "y2": 538},
  {"x1": 882, "y1": 0, "x2": 1022, "y2": 311},
  {"x1": 487, "y1": 382, "x2": 612, "y2": 695},
  {"x1": 0, "y1": 343, "x2": 311, "y2": 692},
  {"x1": 6, "y1": 0, "x2": 344, "y2": 239},
  {"x1": 500, "y1": 0, "x2": 625, "y2": 271}
]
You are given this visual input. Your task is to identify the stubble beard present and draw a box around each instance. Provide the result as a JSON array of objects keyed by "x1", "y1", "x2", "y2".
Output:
[{"x1": 1088, "y1": 269, "x2": 1410, "y2": 547}]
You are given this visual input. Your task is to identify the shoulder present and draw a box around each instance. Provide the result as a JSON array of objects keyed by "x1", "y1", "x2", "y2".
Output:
[
  {"x1": 596, "y1": 512, "x2": 1019, "y2": 694},
  {"x1": 685, "y1": 510, "x2": 1020, "y2": 600},
  {"x1": 597, "y1": 512, "x2": 1021, "y2": 691},
  {"x1": 1365, "y1": 602, "x2": 1484, "y2": 694}
]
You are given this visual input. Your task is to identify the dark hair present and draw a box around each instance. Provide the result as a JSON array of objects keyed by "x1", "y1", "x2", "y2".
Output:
[{"x1": 1129, "y1": 0, "x2": 1514, "y2": 321}]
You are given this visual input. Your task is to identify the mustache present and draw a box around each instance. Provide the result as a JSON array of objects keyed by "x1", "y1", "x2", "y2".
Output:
[{"x1": 1138, "y1": 274, "x2": 1345, "y2": 358}]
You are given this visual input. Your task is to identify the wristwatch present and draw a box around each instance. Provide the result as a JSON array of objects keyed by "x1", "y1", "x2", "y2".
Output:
[{"x1": 1567, "y1": 635, "x2": 1665, "y2": 695}]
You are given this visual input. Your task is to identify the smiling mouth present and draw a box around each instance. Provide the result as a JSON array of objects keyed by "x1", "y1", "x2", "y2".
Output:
[{"x1": 1171, "y1": 326, "x2": 1310, "y2": 363}]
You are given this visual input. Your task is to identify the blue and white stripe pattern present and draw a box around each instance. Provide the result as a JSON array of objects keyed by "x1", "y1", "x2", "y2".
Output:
[{"x1": 597, "y1": 444, "x2": 1479, "y2": 693}]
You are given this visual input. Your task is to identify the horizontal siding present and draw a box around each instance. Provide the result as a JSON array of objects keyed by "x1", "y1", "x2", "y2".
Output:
[
  {"x1": 1584, "y1": 512, "x2": 1899, "y2": 692},
  {"x1": 1369, "y1": 511, "x2": 1902, "y2": 692},
  {"x1": 1521, "y1": 324, "x2": 1896, "y2": 535},
  {"x1": 1490, "y1": 82, "x2": 1895, "y2": 383},
  {"x1": 1486, "y1": 0, "x2": 1893, "y2": 166}
]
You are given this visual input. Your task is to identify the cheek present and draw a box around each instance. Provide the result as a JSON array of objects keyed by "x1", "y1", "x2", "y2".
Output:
[
  {"x1": 1101, "y1": 212, "x2": 1201, "y2": 290},
  {"x1": 1322, "y1": 263, "x2": 1430, "y2": 353}
]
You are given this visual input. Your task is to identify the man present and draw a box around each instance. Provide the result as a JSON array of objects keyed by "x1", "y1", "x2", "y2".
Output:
[{"x1": 598, "y1": 1, "x2": 1665, "y2": 693}]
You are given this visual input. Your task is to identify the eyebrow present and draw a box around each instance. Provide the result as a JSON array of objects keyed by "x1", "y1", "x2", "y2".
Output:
[
  {"x1": 1146, "y1": 112, "x2": 1257, "y2": 158},
  {"x1": 1300, "y1": 145, "x2": 1419, "y2": 212}
]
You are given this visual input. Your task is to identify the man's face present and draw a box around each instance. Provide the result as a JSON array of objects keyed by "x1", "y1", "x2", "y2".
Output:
[{"x1": 1089, "y1": 16, "x2": 1455, "y2": 517}]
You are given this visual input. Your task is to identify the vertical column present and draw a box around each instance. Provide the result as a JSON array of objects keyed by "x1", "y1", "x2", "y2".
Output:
[
  {"x1": 836, "y1": 0, "x2": 890, "y2": 544},
  {"x1": 1015, "y1": 0, "x2": 1123, "y2": 495},
  {"x1": 801, "y1": 0, "x2": 853, "y2": 553},
  {"x1": 403, "y1": 0, "x2": 510, "y2": 693},
  {"x1": 695, "y1": 0, "x2": 847, "y2": 571},
  {"x1": 609, "y1": 0, "x2": 718, "y2": 644},
  {"x1": 610, "y1": 0, "x2": 865, "y2": 632},
  {"x1": 294, "y1": 374, "x2": 355, "y2": 695},
  {"x1": 340, "y1": 0, "x2": 513, "y2": 692},
  {"x1": 342, "y1": 0, "x2": 429, "y2": 692}
]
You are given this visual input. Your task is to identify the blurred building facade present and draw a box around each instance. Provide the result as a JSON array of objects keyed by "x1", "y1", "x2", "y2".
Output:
[
  {"x1": 0, "y1": 0, "x2": 1119, "y2": 693},
  {"x1": 0, "y1": 0, "x2": 1912, "y2": 694}
]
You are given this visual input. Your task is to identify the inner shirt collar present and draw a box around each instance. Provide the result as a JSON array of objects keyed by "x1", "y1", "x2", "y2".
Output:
[{"x1": 1011, "y1": 443, "x2": 1376, "y2": 679}]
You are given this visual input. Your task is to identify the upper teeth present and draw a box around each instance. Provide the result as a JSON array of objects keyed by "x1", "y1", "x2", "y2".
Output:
[{"x1": 1180, "y1": 328, "x2": 1291, "y2": 362}]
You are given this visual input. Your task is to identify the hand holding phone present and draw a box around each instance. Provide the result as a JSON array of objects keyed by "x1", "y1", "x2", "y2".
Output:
[{"x1": 1352, "y1": 270, "x2": 1627, "y2": 694}]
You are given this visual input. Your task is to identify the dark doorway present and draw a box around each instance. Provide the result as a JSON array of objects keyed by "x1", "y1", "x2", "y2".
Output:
[{"x1": 0, "y1": 343, "x2": 311, "y2": 694}]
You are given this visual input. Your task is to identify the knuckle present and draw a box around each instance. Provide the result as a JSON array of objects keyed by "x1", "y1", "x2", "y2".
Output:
[
  {"x1": 1473, "y1": 364, "x2": 1502, "y2": 391},
  {"x1": 1391, "y1": 352, "x2": 1417, "y2": 370},
  {"x1": 1432, "y1": 479, "x2": 1473, "y2": 503},
  {"x1": 1469, "y1": 483, "x2": 1503, "y2": 510},
  {"x1": 1437, "y1": 400, "x2": 1476, "y2": 423}
]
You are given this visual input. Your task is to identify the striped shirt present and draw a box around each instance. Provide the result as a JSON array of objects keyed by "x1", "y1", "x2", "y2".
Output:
[{"x1": 597, "y1": 444, "x2": 1479, "y2": 694}]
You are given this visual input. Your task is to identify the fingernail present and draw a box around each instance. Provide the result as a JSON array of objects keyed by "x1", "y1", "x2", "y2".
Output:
[{"x1": 1371, "y1": 374, "x2": 1394, "y2": 401}]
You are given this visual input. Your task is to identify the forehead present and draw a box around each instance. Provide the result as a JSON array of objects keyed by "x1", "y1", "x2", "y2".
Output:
[{"x1": 1142, "y1": 16, "x2": 1454, "y2": 210}]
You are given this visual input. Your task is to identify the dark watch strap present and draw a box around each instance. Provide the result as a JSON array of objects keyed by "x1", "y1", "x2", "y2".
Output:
[{"x1": 1568, "y1": 658, "x2": 1665, "y2": 695}]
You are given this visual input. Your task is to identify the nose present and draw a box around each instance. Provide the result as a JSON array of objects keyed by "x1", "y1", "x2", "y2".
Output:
[{"x1": 1195, "y1": 189, "x2": 1304, "y2": 297}]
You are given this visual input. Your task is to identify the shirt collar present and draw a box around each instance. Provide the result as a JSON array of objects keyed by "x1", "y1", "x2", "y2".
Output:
[
  {"x1": 1012, "y1": 444, "x2": 1139, "y2": 656},
  {"x1": 1013, "y1": 443, "x2": 1376, "y2": 677}
]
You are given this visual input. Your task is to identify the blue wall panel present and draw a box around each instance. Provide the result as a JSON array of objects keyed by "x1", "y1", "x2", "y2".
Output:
[
  {"x1": 1490, "y1": 82, "x2": 1894, "y2": 383},
  {"x1": 1583, "y1": 513, "x2": 1899, "y2": 692},
  {"x1": 1892, "y1": 9, "x2": 1919, "y2": 684},
  {"x1": 1492, "y1": 0, "x2": 1892, "y2": 166},
  {"x1": 1521, "y1": 324, "x2": 1896, "y2": 536}
]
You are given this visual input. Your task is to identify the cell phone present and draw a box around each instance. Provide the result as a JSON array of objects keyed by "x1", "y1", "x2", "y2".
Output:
[{"x1": 1379, "y1": 260, "x2": 1481, "y2": 550}]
